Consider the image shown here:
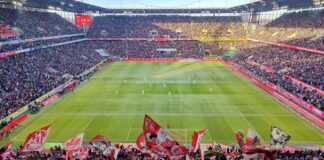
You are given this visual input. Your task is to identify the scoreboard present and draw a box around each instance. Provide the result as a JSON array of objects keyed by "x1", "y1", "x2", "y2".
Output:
[{"x1": 75, "y1": 15, "x2": 92, "y2": 26}]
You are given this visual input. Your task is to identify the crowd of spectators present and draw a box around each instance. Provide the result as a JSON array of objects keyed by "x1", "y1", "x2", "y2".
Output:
[
  {"x1": 4, "y1": 144, "x2": 322, "y2": 160},
  {"x1": 249, "y1": 9, "x2": 324, "y2": 51},
  {"x1": 0, "y1": 42, "x2": 102, "y2": 119},
  {"x1": 231, "y1": 44, "x2": 324, "y2": 111},
  {"x1": 90, "y1": 40, "x2": 206, "y2": 58},
  {"x1": 0, "y1": 8, "x2": 82, "y2": 41},
  {"x1": 88, "y1": 15, "x2": 246, "y2": 39}
]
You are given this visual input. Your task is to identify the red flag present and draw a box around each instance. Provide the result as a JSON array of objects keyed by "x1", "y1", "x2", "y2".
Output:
[
  {"x1": 136, "y1": 133, "x2": 145, "y2": 151},
  {"x1": 235, "y1": 131, "x2": 245, "y2": 147},
  {"x1": 245, "y1": 128, "x2": 260, "y2": 147},
  {"x1": 143, "y1": 114, "x2": 180, "y2": 158},
  {"x1": 89, "y1": 134, "x2": 112, "y2": 151},
  {"x1": 0, "y1": 142, "x2": 13, "y2": 159},
  {"x1": 191, "y1": 128, "x2": 207, "y2": 152},
  {"x1": 78, "y1": 146, "x2": 89, "y2": 160},
  {"x1": 170, "y1": 145, "x2": 189, "y2": 156},
  {"x1": 20, "y1": 125, "x2": 51, "y2": 153},
  {"x1": 136, "y1": 133, "x2": 160, "y2": 159},
  {"x1": 103, "y1": 147, "x2": 120, "y2": 159},
  {"x1": 64, "y1": 133, "x2": 84, "y2": 159},
  {"x1": 200, "y1": 143, "x2": 206, "y2": 160},
  {"x1": 143, "y1": 114, "x2": 177, "y2": 148}
]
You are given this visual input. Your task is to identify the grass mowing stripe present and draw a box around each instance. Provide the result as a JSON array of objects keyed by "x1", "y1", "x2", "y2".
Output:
[{"x1": 2, "y1": 62, "x2": 323, "y2": 147}]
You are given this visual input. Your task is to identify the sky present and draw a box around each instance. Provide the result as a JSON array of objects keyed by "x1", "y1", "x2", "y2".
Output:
[{"x1": 79, "y1": 0, "x2": 252, "y2": 9}]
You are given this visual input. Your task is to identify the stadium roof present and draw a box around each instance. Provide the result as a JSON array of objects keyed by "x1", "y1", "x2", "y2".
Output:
[{"x1": 2, "y1": 0, "x2": 322, "y2": 13}]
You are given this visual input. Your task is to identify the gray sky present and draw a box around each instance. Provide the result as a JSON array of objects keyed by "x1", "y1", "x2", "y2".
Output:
[{"x1": 79, "y1": 0, "x2": 252, "y2": 9}]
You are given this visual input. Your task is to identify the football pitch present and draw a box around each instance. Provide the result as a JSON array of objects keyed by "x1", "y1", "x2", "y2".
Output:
[{"x1": 6, "y1": 62, "x2": 324, "y2": 146}]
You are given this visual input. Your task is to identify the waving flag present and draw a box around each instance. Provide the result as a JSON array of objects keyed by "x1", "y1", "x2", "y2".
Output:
[
  {"x1": 199, "y1": 143, "x2": 207, "y2": 160},
  {"x1": 143, "y1": 114, "x2": 187, "y2": 158},
  {"x1": 191, "y1": 128, "x2": 207, "y2": 152},
  {"x1": 89, "y1": 134, "x2": 112, "y2": 151},
  {"x1": 136, "y1": 133, "x2": 160, "y2": 159},
  {"x1": 143, "y1": 114, "x2": 178, "y2": 148},
  {"x1": 103, "y1": 146, "x2": 120, "y2": 159},
  {"x1": 235, "y1": 131, "x2": 245, "y2": 147},
  {"x1": 170, "y1": 145, "x2": 189, "y2": 156},
  {"x1": 64, "y1": 133, "x2": 84, "y2": 159},
  {"x1": 20, "y1": 125, "x2": 51, "y2": 153},
  {"x1": 0, "y1": 142, "x2": 13, "y2": 159},
  {"x1": 78, "y1": 146, "x2": 89, "y2": 160},
  {"x1": 245, "y1": 128, "x2": 261, "y2": 147},
  {"x1": 234, "y1": 130, "x2": 272, "y2": 159},
  {"x1": 270, "y1": 126, "x2": 290, "y2": 148},
  {"x1": 136, "y1": 133, "x2": 145, "y2": 151}
]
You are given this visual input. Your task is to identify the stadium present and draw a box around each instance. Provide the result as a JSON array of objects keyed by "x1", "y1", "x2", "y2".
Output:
[{"x1": 0, "y1": 0, "x2": 323, "y2": 159}]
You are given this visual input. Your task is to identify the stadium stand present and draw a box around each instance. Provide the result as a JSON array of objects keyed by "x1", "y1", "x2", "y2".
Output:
[
  {"x1": 249, "y1": 10, "x2": 324, "y2": 50},
  {"x1": 0, "y1": 8, "x2": 82, "y2": 41},
  {"x1": 9, "y1": 144, "x2": 324, "y2": 159},
  {"x1": 0, "y1": 42, "x2": 102, "y2": 119},
  {"x1": 88, "y1": 15, "x2": 246, "y2": 38}
]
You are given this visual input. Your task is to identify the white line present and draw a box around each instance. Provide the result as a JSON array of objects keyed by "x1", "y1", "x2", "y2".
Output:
[
  {"x1": 185, "y1": 129, "x2": 188, "y2": 144},
  {"x1": 239, "y1": 112, "x2": 265, "y2": 142},
  {"x1": 45, "y1": 112, "x2": 291, "y2": 117},
  {"x1": 82, "y1": 112, "x2": 97, "y2": 131},
  {"x1": 126, "y1": 128, "x2": 132, "y2": 141},
  {"x1": 207, "y1": 130, "x2": 213, "y2": 142}
]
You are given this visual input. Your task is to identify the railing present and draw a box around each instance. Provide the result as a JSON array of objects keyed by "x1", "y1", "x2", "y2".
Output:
[{"x1": 0, "y1": 33, "x2": 85, "y2": 46}]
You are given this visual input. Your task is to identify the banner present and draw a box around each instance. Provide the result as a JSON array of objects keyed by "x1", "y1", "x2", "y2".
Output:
[
  {"x1": 20, "y1": 125, "x2": 51, "y2": 153},
  {"x1": 0, "y1": 51, "x2": 16, "y2": 58},
  {"x1": 64, "y1": 133, "x2": 84, "y2": 158},
  {"x1": 2, "y1": 113, "x2": 28, "y2": 132}
]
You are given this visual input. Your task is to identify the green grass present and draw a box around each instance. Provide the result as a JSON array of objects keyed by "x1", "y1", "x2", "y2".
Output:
[{"x1": 5, "y1": 62, "x2": 324, "y2": 147}]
